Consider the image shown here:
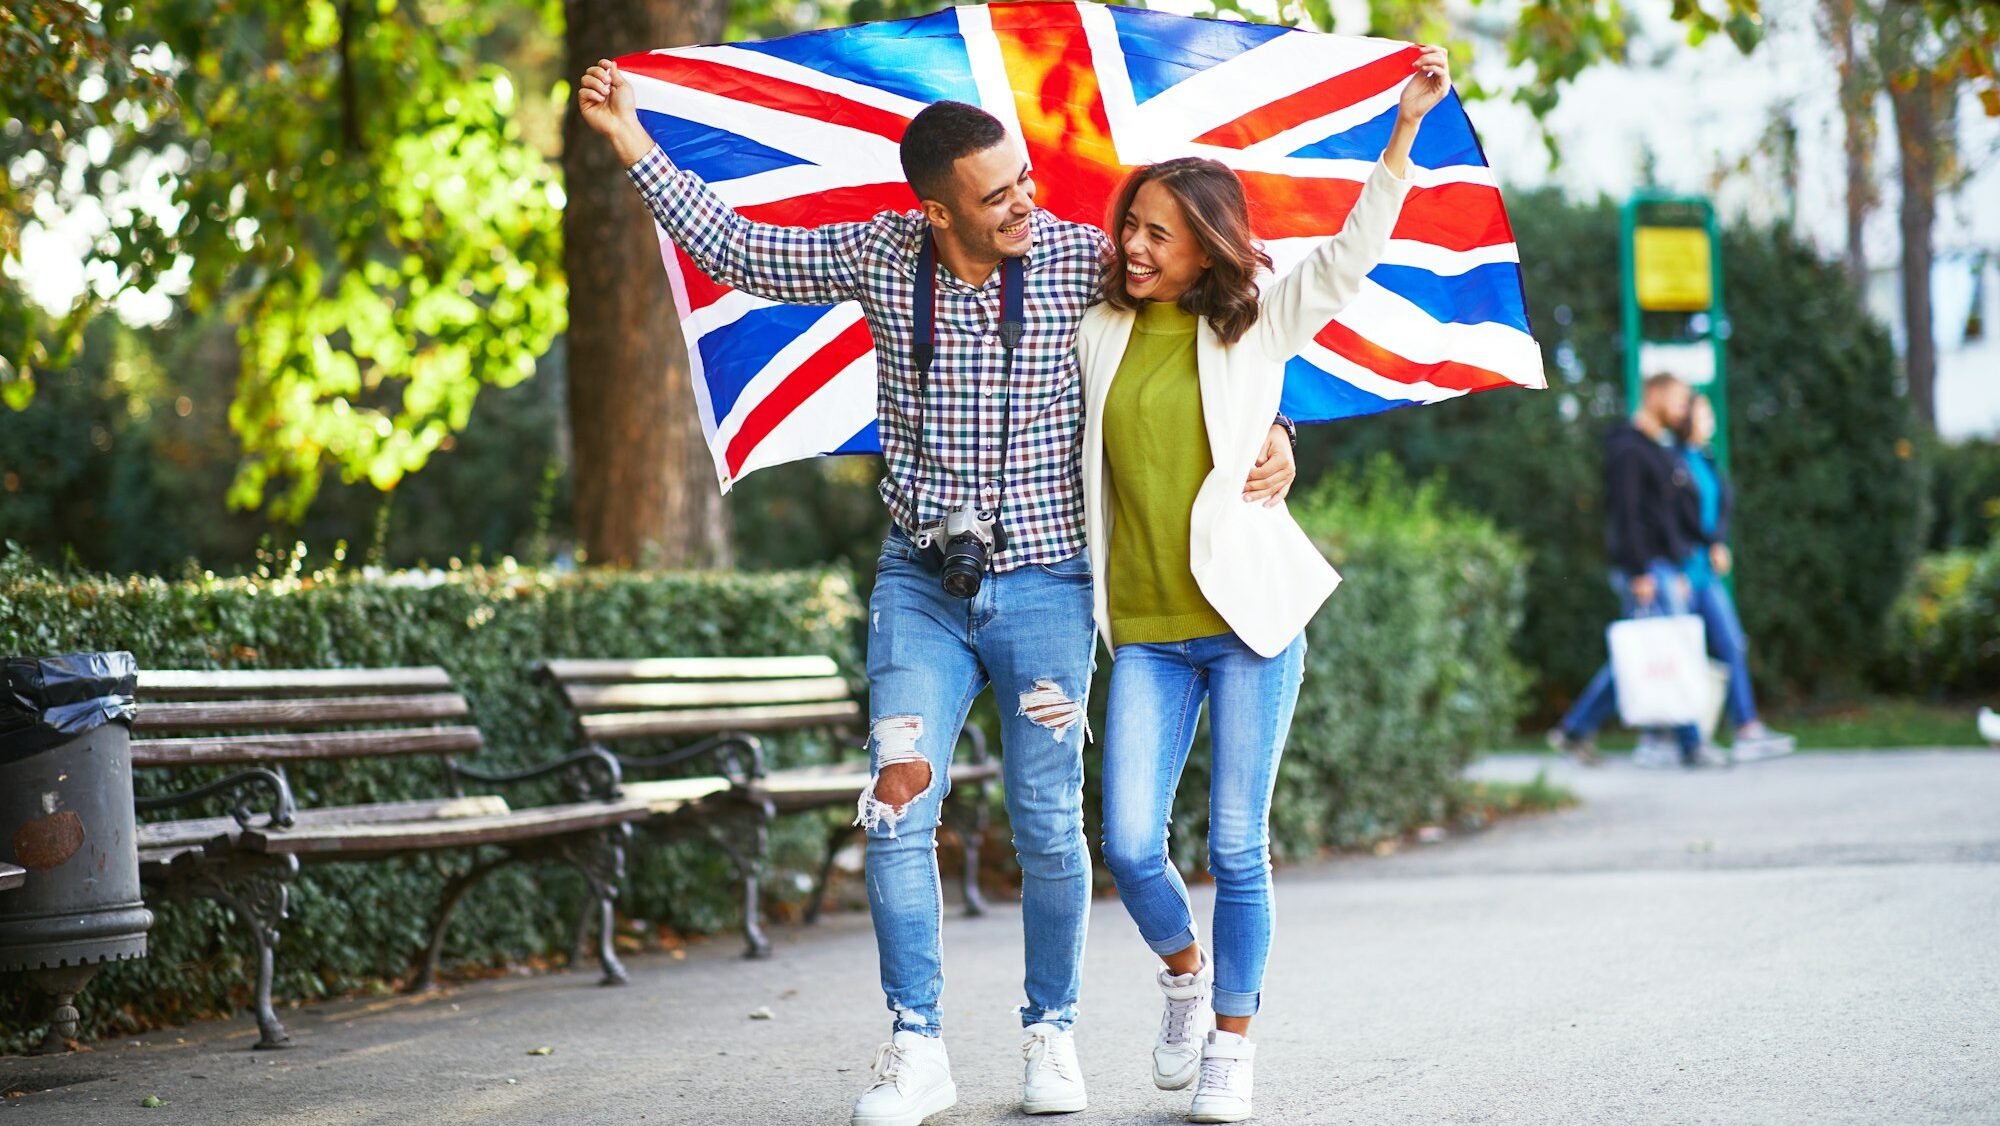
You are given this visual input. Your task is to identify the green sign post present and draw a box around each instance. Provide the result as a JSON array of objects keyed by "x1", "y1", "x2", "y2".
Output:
[{"x1": 1618, "y1": 191, "x2": 1730, "y2": 474}]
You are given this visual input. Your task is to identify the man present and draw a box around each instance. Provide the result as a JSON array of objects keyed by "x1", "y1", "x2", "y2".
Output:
[
  {"x1": 1548, "y1": 372, "x2": 1713, "y2": 768},
  {"x1": 578, "y1": 63, "x2": 1297, "y2": 1126}
]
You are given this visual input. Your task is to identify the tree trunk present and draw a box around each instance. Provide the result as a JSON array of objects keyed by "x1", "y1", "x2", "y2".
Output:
[
  {"x1": 1886, "y1": 61, "x2": 1939, "y2": 429},
  {"x1": 563, "y1": 0, "x2": 733, "y2": 568},
  {"x1": 1824, "y1": 0, "x2": 1875, "y2": 284}
]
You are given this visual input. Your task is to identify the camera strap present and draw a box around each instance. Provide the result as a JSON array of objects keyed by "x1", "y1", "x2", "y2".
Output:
[{"x1": 911, "y1": 232, "x2": 1026, "y2": 543}]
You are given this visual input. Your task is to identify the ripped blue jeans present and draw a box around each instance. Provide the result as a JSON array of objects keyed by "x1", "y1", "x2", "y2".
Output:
[{"x1": 859, "y1": 528, "x2": 1096, "y2": 1037}]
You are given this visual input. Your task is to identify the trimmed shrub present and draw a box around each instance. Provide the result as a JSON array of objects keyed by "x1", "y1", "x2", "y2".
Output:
[
  {"x1": 1877, "y1": 540, "x2": 2000, "y2": 694},
  {"x1": 0, "y1": 547, "x2": 860, "y2": 1051},
  {"x1": 1105, "y1": 460, "x2": 1532, "y2": 871},
  {"x1": 1305, "y1": 191, "x2": 1926, "y2": 711}
]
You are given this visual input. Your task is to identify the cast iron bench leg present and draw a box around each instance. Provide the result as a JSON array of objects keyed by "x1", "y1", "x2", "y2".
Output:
[
  {"x1": 412, "y1": 854, "x2": 511, "y2": 994},
  {"x1": 206, "y1": 862, "x2": 297, "y2": 1050},
  {"x1": 803, "y1": 821, "x2": 856, "y2": 925},
  {"x1": 707, "y1": 805, "x2": 773, "y2": 959}
]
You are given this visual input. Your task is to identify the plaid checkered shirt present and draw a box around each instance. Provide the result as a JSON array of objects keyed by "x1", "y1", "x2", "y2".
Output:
[{"x1": 629, "y1": 145, "x2": 1108, "y2": 572}]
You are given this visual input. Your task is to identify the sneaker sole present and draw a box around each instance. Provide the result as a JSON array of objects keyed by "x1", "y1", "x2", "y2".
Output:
[
  {"x1": 851, "y1": 1082, "x2": 957, "y2": 1126},
  {"x1": 1023, "y1": 1092, "x2": 1089, "y2": 1114},
  {"x1": 1188, "y1": 1108, "x2": 1253, "y2": 1123},
  {"x1": 1155, "y1": 1059, "x2": 1199, "y2": 1090}
]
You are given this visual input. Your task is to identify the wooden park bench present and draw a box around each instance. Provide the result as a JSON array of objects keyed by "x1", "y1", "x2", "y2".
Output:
[
  {"x1": 541, "y1": 656, "x2": 999, "y2": 958},
  {"x1": 131, "y1": 666, "x2": 659, "y2": 1049}
]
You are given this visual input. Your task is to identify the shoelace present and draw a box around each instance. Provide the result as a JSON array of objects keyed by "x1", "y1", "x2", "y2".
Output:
[
  {"x1": 866, "y1": 1041, "x2": 909, "y2": 1093},
  {"x1": 1161, "y1": 989, "x2": 1201, "y2": 1046},
  {"x1": 1022, "y1": 1030, "x2": 1077, "y2": 1082},
  {"x1": 1198, "y1": 1052, "x2": 1240, "y2": 1094}
]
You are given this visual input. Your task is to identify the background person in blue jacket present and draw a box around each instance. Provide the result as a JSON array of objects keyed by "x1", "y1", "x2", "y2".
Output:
[{"x1": 1676, "y1": 393, "x2": 1796, "y2": 763}]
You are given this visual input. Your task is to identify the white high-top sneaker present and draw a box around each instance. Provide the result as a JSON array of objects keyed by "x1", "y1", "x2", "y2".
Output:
[
  {"x1": 1020, "y1": 1022, "x2": 1088, "y2": 1114},
  {"x1": 1152, "y1": 960, "x2": 1214, "y2": 1089},
  {"x1": 1187, "y1": 1030, "x2": 1256, "y2": 1123},
  {"x1": 850, "y1": 1030, "x2": 957, "y2": 1126}
]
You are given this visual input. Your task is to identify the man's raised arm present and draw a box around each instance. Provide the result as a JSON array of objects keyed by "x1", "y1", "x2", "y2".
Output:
[{"x1": 579, "y1": 59, "x2": 875, "y2": 307}]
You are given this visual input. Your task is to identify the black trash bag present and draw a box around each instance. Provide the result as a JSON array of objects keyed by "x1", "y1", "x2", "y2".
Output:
[{"x1": 0, "y1": 651, "x2": 139, "y2": 764}]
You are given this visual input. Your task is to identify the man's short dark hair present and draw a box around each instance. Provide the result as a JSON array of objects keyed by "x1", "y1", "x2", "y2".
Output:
[
  {"x1": 900, "y1": 101, "x2": 1007, "y2": 204},
  {"x1": 1642, "y1": 372, "x2": 1685, "y2": 396}
]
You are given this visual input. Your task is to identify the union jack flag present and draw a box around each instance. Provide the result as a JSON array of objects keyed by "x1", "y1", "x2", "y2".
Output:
[{"x1": 616, "y1": 1, "x2": 1545, "y2": 490}]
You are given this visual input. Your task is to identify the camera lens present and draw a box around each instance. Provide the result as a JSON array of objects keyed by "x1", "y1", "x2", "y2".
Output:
[{"x1": 939, "y1": 534, "x2": 988, "y2": 599}]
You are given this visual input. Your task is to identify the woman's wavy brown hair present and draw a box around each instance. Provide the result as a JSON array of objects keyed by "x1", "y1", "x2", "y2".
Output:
[{"x1": 1099, "y1": 157, "x2": 1272, "y2": 345}]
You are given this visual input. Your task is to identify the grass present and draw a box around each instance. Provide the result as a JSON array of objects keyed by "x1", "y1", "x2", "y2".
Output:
[
  {"x1": 1503, "y1": 696, "x2": 1992, "y2": 754},
  {"x1": 1444, "y1": 770, "x2": 1579, "y2": 831}
]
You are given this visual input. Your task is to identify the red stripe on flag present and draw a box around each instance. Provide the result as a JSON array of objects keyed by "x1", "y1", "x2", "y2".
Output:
[
  {"x1": 1314, "y1": 319, "x2": 1516, "y2": 392},
  {"x1": 1194, "y1": 45, "x2": 1422, "y2": 149},
  {"x1": 724, "y1": 316, "x2": 876, "y2": 477},
  {"x1": 618, "y1": 53, "x2": 913, "y2": 144},
  {"x1": 738, "y1": 182, "x2": 917, "y2": 226},
  {"x1": 1240, "y1": 174, "x2": 1515, "y2": 252},
  {"x1": 671, "y1": 245, "x2": 732, "y2": 313}
]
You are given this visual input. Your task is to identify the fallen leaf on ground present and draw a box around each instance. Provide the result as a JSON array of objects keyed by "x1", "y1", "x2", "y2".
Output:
[
  {"x1": 526, "y1": 1046, "x2": 554, "y2": 1056},
  {"x1": 748, "y1": 1007, "x2": 774, "y2": 1020},
  {"x1": 141, "y1": 1095, "x2": 169, "y2": 1108}
]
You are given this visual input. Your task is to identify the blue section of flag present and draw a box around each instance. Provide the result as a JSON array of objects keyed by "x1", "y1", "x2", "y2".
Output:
[
  {"x1": 640, "y1": 109, "x2": 809, "y2": 183},
  {"x1": 1286, "y1": 95, "x2": 1483, "y2": 167},
  {"x1": 733, "y1": 8, "x2": 981, "y2": 106},
  {"x1": 831, "y1": 418, "x2": 880, "y2": 456},
  {"x1": 1107, "y1": 5, "x2": 1293, "y2": 104},
  {"x1": 1279, "y1": 356, "x2": 1399, "y2": 424},
  {"x1": 1369, "y1": 262, "x2": 1531, "y2": 332},
  {"x1": 697, "y1": 303, "x2": 844, "y2": 420}
]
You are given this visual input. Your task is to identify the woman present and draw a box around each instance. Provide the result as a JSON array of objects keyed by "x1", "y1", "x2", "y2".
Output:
[
  {"x1": 1077, "y1": 45, "x2": 1451, "y2": 1123},
  {"x1": 1676, "y1": 393, "x2": 1795, "y2": 762}
]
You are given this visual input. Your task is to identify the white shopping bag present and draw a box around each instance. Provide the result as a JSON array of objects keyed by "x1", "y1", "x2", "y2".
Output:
[
  {"x1": 1608, "y1": 615, "x2": 1711, "y2": 727},
  {"x1": 1698, "y1": 658, "x2": 1731, "y2": 740}
]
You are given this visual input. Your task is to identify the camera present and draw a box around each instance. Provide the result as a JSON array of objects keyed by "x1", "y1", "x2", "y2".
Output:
[{"x1": 914, "y1": 505, "x2": 1005, "y2": 599}]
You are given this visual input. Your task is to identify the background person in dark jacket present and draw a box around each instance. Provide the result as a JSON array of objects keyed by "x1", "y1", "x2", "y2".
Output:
[
  {"x1": 1548, "y1": 373, "x2": 1714, "y2": 766},
  {"x1": 1676, "y1": 393, "x2": 1795, "y2": 762}
]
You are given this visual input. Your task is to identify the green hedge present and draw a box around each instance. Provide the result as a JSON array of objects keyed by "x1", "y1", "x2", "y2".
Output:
[
  {"x1": 1097, "y1": 461, "x2": 1531, "y2": 870},
  {"x1": 2, "y1": 471, "x2": 1530, "y2": 1047},
  {"x1": 0, "y1": 546, "x2": 861, "y2": 1051},
  {"x1": 1307, "y1": 192, "x2": 1926, "y2": 711},
  {"x1": 1877, "y1": 540, "x2": 2000, "y2": 694}
]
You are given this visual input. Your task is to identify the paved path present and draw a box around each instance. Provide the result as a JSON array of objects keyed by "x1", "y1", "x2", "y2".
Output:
[{"x1": 4, "y1": 750, "x2": 1996, "y2": 1124}]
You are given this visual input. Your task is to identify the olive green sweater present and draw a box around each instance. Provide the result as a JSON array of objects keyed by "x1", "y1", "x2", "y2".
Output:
[{"x1": 1103, "y1": 301, "x2": 1231, "y2": 646}]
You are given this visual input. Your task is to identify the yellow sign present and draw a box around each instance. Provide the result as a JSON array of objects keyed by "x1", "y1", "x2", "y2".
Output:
[{"x1": 1634, "y1": 226, "x2": 1714, "y2": 312}]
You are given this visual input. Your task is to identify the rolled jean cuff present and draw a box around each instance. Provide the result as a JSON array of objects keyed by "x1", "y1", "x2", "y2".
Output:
[
  {"x1": 893, "y1": 1006, "x2": 943, "y2": 1037},
  {"x1": 1017, "y1": 1003, "x2": 1079, "y2": 1031},
  {"x1": 1212, "y1": 986, "x2": 1260, "y2": 1018},
  {"x1": 1144, "y1": 924, "x2": 1198, "y2": 959}
]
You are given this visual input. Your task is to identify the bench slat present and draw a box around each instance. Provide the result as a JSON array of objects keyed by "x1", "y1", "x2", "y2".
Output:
[
  {"x1": 139, "y1": 667, "x2": 454, "y2": 698},
  {"x1": 136, "y1": 797, "x2": 511, "y2": 850},
  {"x1": 133, "y1": 693, "x2": 471, "y2": 732},
  {"x1": 239, "y1": 799, "x2": 651, "y2": 855},
  {"x1": 755, "y1": 761, "x2": 1000, "y2": 811},
  {"x1": 543, "y1": 656, "x2": 839, "y2": 683},
  {"x1": 566, "y1": 678, "x2": 851, "y2": 714},
  {"x1": 580, "y1": 701, "x2": 862, "y2": 741},
  {"x1": 133, "y1": 726, "x2": 484, "y2": 767},
  {"x1": 619, "y1": 777, "x2": 734, "y2": 813}
]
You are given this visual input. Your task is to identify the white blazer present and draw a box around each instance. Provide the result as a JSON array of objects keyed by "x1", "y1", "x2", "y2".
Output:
[{"x1": 1078, "y1": 159, "x2": 1414, "y2": 659}]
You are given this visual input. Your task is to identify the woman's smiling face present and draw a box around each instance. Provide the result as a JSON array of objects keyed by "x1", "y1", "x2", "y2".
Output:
[{"x1": 1119, "y1": 180, "x2": 1210, "y2": 304}]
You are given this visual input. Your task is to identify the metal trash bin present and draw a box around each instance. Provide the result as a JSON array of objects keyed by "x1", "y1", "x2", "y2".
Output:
[{"x1": 0, "y1": 651, "x2": 154, "y2": 1051}]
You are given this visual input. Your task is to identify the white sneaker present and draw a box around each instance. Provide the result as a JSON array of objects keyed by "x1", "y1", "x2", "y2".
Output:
[
  {"x1": 1633, "y1": 734, "x2": 1680, "y2": 769},
  {"x1": 1187, "y1": 1030, "x2": 1255, "y2": 1123},
  {"x1": 851, "y1": 1030, "x2": 956, "y2": 1126},
  {"x1": 1021, "y1": 1022, "x2": 1088, "y2": 1114},
  {"x1": 1153, "y1": 960, "x2": 1214, "y2": 1090},
  {"x1": 1732, "y1": 728, "x2": 1797, "y2": 763}
]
